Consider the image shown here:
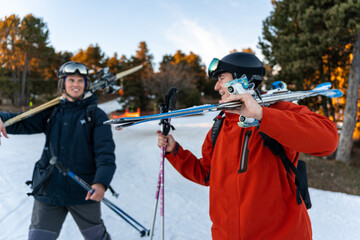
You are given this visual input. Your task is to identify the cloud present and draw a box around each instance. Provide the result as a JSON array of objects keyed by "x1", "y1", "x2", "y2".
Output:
[
  {"x1": 164, "y1": 19, "x2": 234, "y2": 67},
  {"x1": 228, "y1": 1, "x2": 240, "y2": 7}
]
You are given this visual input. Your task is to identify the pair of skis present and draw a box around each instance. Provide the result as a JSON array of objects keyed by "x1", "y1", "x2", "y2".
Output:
[
  {"x1": 4, "y1": 65, "x2": 143, "y2": 128},
  {"x1": 104, "y1": 82, "x2": 343, "y2": 128}
]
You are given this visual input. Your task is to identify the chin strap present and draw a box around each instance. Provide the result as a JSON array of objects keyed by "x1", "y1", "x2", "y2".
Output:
[
  {"x1": 65, "y1": 92, "x2": 82, "y2": 101},
  {"x1": 64, "y1": 91, "x2": 92, "y2": 101}
]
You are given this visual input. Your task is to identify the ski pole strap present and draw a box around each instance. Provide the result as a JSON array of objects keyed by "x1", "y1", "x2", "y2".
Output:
[
  {"x1": 108, "y1": 185, "x2": 119, "y2": 198},
  {"x1": 159, "y1": 118, "x2": 175, "y2": 136}
]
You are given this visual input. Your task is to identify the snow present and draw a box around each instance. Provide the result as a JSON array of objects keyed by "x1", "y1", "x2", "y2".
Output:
[{"x1": 0, "y1": 102, "x2": 359, "y2": 240}]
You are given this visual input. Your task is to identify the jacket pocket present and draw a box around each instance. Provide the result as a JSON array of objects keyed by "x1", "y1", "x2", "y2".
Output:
[{"x1": 238, "y1": 130, "x2": 252, "y2": 173}]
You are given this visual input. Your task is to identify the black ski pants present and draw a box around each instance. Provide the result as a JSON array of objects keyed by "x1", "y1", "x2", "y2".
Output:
[{"x1": 28, "y1": 200, "x2": 111, "y2": 240}]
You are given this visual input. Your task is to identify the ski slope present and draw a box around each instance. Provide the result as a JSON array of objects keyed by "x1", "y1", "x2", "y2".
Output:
[{"x1": 0, "y1": 101, "x2": 359, "y2": 240}]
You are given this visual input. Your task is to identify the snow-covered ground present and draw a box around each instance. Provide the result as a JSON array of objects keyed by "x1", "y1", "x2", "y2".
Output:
[{"x1": 0, "y1": 102, "x2": 359, "y2": 240}]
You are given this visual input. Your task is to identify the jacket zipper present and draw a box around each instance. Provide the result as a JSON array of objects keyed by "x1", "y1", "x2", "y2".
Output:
[{"x1": 238, "y1": 130, "x2": 252, "y2": 173}]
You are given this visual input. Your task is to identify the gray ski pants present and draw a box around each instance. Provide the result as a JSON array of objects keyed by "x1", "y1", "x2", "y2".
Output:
[{"x1": 28, "y1": 200, "x2": 111, "y2": 240}]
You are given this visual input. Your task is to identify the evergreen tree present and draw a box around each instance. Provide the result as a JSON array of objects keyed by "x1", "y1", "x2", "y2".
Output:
[
  {"x1": 259, "y1": 0, "x2": 360, "y2": 164},
  {"x1": 327, "y1": 1, "x2": 360, "y2": 164},
  {"x1": 120, "y1": 41, "x2": 153, "y2": 110}
]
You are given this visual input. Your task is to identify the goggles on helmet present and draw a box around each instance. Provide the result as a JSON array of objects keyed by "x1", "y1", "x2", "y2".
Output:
[
  {"x1": 208, "y1": 58, "x2": 265, "y2": 80},
  {"x1": 61, "y1": 62, "x2": 88, "y2": 77},
  {"x1": 208, "y1": 58, "x2": 221, "y2": 77}
]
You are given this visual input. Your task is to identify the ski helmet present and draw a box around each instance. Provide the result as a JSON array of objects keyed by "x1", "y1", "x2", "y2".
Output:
[
  {"x1": 58, "y1": 61, "x2": 90, "y2": 91},
  {"x1": 208, "y1": 52, "x2": 265, "y2": 89}
]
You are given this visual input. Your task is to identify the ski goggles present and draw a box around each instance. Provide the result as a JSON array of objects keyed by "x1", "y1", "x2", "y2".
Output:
[
  {"x1": 61, "y1": 62, "x2": 89, "y2": 76},
  {"x1": 208, "y1": 58, "x2": 225, "y2": 79}
]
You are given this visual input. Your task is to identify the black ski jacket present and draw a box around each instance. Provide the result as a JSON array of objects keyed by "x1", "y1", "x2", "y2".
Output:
[{"x1": 0, "y1": 94, "x2": 116, "y2": 206}]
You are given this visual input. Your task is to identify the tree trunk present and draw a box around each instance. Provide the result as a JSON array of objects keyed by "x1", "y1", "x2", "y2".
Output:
[
  {"x1": 20, "y1": 54, "x2": 29, "y2": 106},
  {"x1": 12, "y1": 67, "x2": 21, "y2": 107},
  {"x1": 336, "y1": 34, "x2": 360, "y2": 164},
  {"x1": 321, "y1": 97, "x2": 329, "y2": 118}
]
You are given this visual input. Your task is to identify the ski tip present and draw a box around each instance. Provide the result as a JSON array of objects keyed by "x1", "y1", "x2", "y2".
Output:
[
  {"x1": 103, "y1": 119, "x2": 112, "y2": 125},
  {"x1": 103, "y1": 118, "x2": 125, "y2": 125},
  {"x1": 313, "y1": 82, "x2": 331, "y2": 91},
  {"x1": 114, "y1": 122, "x2": 136, "y2": 129},
  {"x1": 320, "y1": 89, "x2": 343, "y2": 98}
]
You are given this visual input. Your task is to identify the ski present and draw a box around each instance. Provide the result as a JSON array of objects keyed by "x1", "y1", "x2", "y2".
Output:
[
  {"x1": 104, "y1": 82, "x2": 343, "y2": 129},
  {"x1": 4, "y1": 65, "x2": 143, "y2": 127}
]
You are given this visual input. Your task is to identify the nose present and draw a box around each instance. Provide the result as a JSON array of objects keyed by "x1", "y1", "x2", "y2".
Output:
[
  {"x1": 74, "y1": 80, "x2": 83, "y2": 87},
  {"x1": 214, "y1": 80, "x2": 220, "y2": 91}
]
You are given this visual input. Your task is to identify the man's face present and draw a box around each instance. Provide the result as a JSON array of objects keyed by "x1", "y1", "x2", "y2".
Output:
[
  {"x1": 64, "y1": 74, "x2": 85, "y2": 101},
  {"x1": 214, "y1": 72, "x2": 234, "y2": 101}
]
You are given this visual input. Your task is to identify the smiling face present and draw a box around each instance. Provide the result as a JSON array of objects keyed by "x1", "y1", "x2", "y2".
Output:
[
  {"x1": 214, "y1": 72, "x2": 234, "y2": 100},
  {"x1": 64, "y1": 74, "x2": 85, "y2": 101}
]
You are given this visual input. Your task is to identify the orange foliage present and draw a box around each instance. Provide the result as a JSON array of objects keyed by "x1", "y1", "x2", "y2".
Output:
[
  {"x1": 111, "y1": 108, "x2": 141, "y2": 119},
  {"x1": 303, "y1": 47, "x2": 359, "y2": 140}
]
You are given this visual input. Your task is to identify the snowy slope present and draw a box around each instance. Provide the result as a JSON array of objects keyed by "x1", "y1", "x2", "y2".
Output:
[{"x1": 0, "y1": 103, "x2": 359, "y2": 240}]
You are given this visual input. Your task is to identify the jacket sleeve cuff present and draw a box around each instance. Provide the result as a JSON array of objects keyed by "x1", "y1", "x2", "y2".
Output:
[{"x1": 166, "y1": 142, "x2": 180, "y2": 156}]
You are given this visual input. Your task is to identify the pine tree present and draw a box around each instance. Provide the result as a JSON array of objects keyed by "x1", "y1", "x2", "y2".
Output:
[{"x1": 259, "y1": 0, "x2": 360, "y2": 164}]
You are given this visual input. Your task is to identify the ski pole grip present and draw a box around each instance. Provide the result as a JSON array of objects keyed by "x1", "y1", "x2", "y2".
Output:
[{"x1": 165, "y1": 88, "x2": 178, "y2": 111}]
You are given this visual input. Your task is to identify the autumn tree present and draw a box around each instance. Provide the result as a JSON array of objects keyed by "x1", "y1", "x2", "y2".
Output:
[
  {"x1": 148, "y1": 55, "x2": 199, "y2": 107},
  {"x1": 0, "y1": 14, "x2": 20, "y2": 102},
  {"x1": 106, "y1": 52, "x2": 125, "y2": 74},
  {"x1": 328, "y1": 1, "x2": 360, "y2": 164},
  {"x1": 0, "y1": 14, "x2": 53, "y2": 106},
  {"x1": 146, "y1": 50, "x2": 208, "y2": 108},
  {"x1": 71, "y1": 43, "x2": 105, "y2": 73}
]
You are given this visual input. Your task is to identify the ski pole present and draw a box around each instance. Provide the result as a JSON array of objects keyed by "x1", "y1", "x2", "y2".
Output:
[
  {"x1": 149, "y1": 166, "x2": 161, "y2": 240},
  {"x1": 160, "y1": 127, "x2": 166, "y2": 240},
  {"x1": 101, "y1": 198, "x2": 149, "y2": 237},
  {"x1": 50, "y1": 157, "x2": 149, "y2": 237},
  {"x1": 150, "y1": 119, "x2": 168, "y2": 240},
  {"x1": 150, "y1": 119, "x2": 167, "y2": 240},
  {"x1": 150, "y1": 88, "x2": 177, "y2": 240}
]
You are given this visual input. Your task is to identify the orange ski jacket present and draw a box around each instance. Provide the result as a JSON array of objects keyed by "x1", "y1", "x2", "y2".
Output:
[{"x1": 166, "y1": 101, "x2": 339, "y2": 240}]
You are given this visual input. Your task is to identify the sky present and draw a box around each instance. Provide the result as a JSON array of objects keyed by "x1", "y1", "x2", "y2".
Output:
[
  {"x1": 1, "y1": 100, "x2": 360, "y2": 239},
  {"x1": 0, "y1": 0, "x2": 274, "y2": 69}
]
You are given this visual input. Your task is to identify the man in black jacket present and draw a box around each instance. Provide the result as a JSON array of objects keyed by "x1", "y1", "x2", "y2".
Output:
[{"x1": 0, "y1": 61, "x2": 116, "y2": 240}]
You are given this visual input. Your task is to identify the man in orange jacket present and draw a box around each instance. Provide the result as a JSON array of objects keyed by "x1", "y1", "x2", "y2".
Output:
[{"x1": 157, "y1": 52, "x2": 339, "y2": 240}]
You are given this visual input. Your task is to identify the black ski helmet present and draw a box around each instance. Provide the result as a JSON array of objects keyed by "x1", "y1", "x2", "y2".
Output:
[
  {"x1": 208, "y1": 52, "x2": 265, "y2": 89},
  {"x1": 58, "y1": 61, "x2": 90, "y2": 91}
]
